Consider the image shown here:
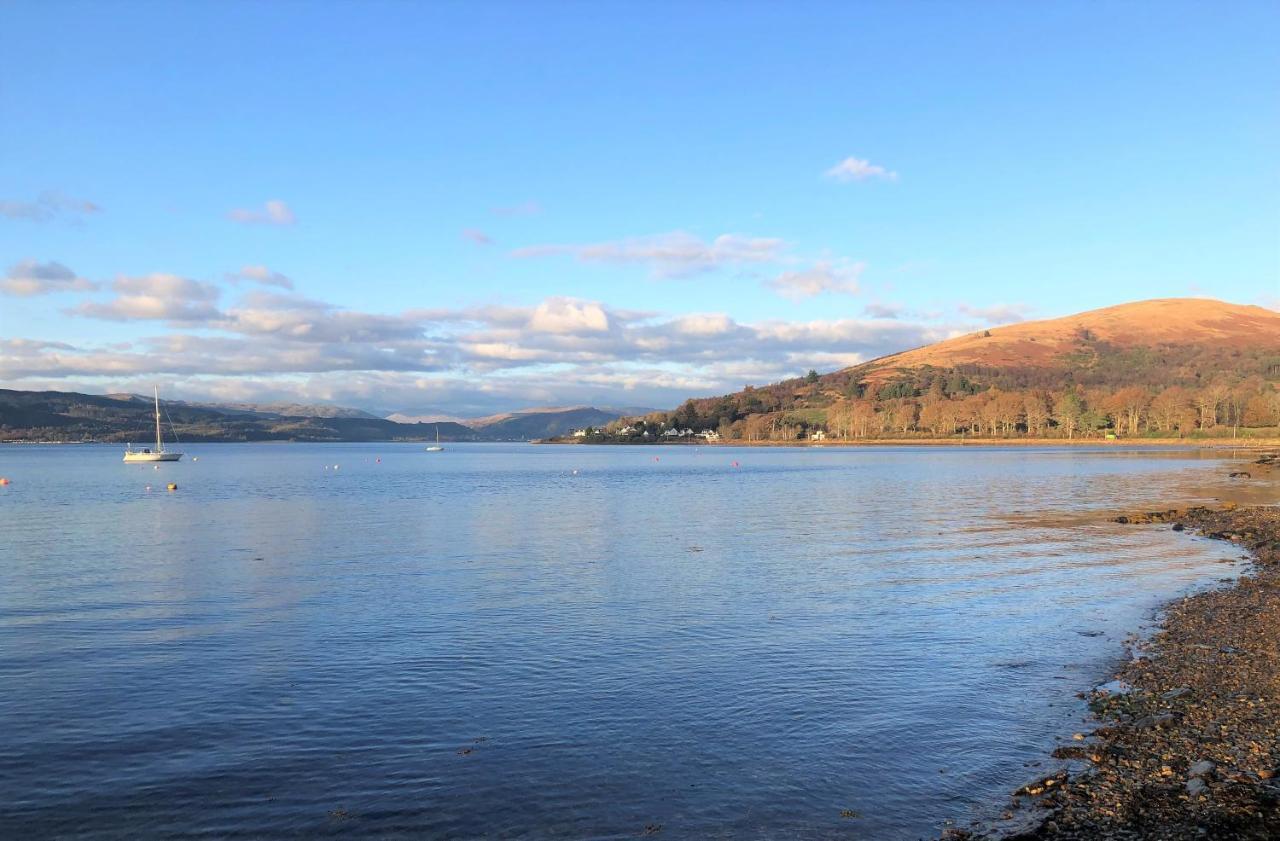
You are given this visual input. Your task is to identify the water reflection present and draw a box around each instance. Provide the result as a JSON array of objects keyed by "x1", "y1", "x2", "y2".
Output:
[{"x1": 0, "y1": 443, "x2": 1267, "y2": 839}]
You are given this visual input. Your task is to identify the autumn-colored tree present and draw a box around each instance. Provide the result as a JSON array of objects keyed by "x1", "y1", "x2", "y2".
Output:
[
  {"x1": 1023, "y1": 392, "x2": 1050, "y2": 436},
  {"x1": 850, "y1": 401, "x2": 877, "y2": 438},
  {"x1": 1148, "y1": 387, "x2": 1190, "y2": 433},
  {"x1": 918, "y1": 396, "x2": 945, "y2": 435},
  {"x1": 1195, "y1": 382, "x2": 1230, "y2": 429},
  {"x1": 993, "y1": 391, "x2": 1024, "y2": 436},
  {"x1": 1106, "y1": 387, "x2": 1150, "y2": 436}
]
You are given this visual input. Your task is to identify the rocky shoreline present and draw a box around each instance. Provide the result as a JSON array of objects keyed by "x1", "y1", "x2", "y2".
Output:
[{"x1": 946, "y1": 455, "x2": 1279, "y2": 840}]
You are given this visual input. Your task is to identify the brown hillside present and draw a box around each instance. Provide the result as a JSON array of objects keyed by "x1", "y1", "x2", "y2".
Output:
[{"x1": 863, "y1": 298, "x2": 1280, "y2": 381}]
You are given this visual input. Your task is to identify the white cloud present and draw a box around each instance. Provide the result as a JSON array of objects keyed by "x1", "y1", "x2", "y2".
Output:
[
  {"x1": 527, "y1": 297, "x2": 612, "y2": 334},
  {"x1": 72, "y1": 273, "x2": 222, "y2": 322},
  {"x1": 1, "y1": 260, "x2": 97, "y2": 296},
  {"x1": 227, "y1": 199, "x2": 296, "y2": 226},
  {"x1": 11, "y1": 261, "x2": 970, "y2": 414},
  {"x1": 824, "y1": 156, "x2": 897, "y2": 182},
  {"x1": 513, "y1": 231, "x2": 785, "y2": 278},
  {"x1": 0, "y1": 191, "x2": 102, "y2": 223},
  {"x1": 227, "y1": 265, "x2": 294, "y2": 289},
  {"x1": 768, "y1": 261, "x2": 865, "y2": 299}
]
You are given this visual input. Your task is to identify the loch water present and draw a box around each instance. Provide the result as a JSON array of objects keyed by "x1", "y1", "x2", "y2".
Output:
[{"x1": 0, "y1": 444, "x2": 1258, "y2": 839}]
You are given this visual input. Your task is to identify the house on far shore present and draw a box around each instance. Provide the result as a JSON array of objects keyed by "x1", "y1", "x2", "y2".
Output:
[
  {"x1": 700, "y1": 429, "x2": 721, "y2": 441},
  {"x1": 572, "y1": 428, "x2": 589, "y2": 438},
  {"x1": 810, "y1": 430, "x2": 827, "y2": 441}
]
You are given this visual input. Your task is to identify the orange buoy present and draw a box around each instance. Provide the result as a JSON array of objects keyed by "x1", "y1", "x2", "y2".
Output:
[
  {"x1": 166, "y1": 482, "x2": 177, "y2": 491},
  {"x1": 731, "y1": 461, "x2": 740, "y2": 467},
  {"x1": 0, "y1": 477, "x2": 9, "y2": 485}
]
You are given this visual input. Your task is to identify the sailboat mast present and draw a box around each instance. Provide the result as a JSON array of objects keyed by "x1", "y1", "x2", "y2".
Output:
[{"x1": 154, "y1": 386, "x2": 162, "y2": 451}]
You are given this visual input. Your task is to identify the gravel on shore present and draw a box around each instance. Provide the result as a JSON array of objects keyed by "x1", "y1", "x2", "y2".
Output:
[{"x1": 946, "y1": 470, "x2": 1280, "y2": 839}]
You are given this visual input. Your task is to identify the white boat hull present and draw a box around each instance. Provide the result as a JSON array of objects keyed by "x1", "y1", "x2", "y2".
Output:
[
  {"x1": 123, "y1": 451, "x2": 183, "y2": 462},
  {"x1": 425, "y1": 446, "x2": 444, "y2": 452}
]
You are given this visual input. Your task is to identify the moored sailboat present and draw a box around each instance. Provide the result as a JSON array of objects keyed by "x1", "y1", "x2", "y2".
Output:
[
  {"x1": 123, "y1": 387, "x2": 184, "y2": 462},
  {"x1": 425, "y1": 425, "x2": 444, "y2": 452}
]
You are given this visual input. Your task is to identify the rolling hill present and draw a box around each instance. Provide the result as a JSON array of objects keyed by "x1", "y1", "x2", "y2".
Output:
[
  {"x1": 635, "y1": 298, "x2": 1280, "y2": 442},
  {"x1": 0, "y1": 391, "x2": 650, "y2": 444},
  {"x1": 0, "y1": 390, "x2": 477, "y2": 443}
]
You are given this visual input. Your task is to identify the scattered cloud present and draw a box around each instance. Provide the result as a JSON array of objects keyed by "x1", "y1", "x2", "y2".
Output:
[
  {"x1": 824, "y1": 156, "x2": 897, "y2": 182},
  {"x1": 0, "y1": 191, "x2": 102, "y2": 223},
  {"x1": 462, "y1": 228, "x2": 493, "y2": 246},
  {"x1": 956, "y1": 303, "x2": 1034, "y2": 325},
  {"x1": 526, "y1": 297, "x2": 612, "y2": 334},
  {"x1": 513, "y1": 231, "x2": 786, "y2": 278},
  {"x1": 1, "y1": 260, "x2": 97, "y2": 296},
  {"x1": 12, "y1": 247, "x2": 977, "y2": 413},
  {"x1": 227, "y1": 199, "x2": 296, "y2": 226},
  {"x1": 71, "y1": 273, "x2": 222, "y2": 323},
  {"x1": 863, "y1": 302, "x2": 905, "y2": 320},
  {"x1": 227, "y1": 265, "x2": 294, "y2": 289},
  {"x1": 492, "y1": 201, "x2": 542, "y2": 217},
  {"x1": 768, "y1": 260, "x2": 865, "y2": 299}
]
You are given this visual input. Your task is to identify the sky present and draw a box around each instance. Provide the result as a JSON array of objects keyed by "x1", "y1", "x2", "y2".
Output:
[{"x1": 2, "y1": 1, "x2": 1277, "y2": 417}]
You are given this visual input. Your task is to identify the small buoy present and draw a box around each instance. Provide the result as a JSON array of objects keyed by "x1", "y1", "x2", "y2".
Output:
[
  {"x1": 731, "y1": 461, "x2": 740, "y2": 468},
  {"x1": 376, "y1": 458, "x2": 381, "y2": 463},
  {"x1": 145, "y1": 485, "x2": 152, "y2": 491},
  {"x1": 572, "y1": 469, "x2": 578, "y2": 475},
  {"x1": 166, "y1": 483, "x2": 177, "y2": 491},
  {"x1": 154, "y1": 465, "x2": 160, "y2": 470},
  {"x1": 0, "y1": 477, "x2": 10, "y2": 485},
  {"x1": 654, "y1": 456, "x2": 660, "y2": 462},
  {"x1": 334, "y1": 464, "x2": 340, "y2": 470},
  {"x1": 192, "y1": 457, "x2": 198, "y2": 462}
]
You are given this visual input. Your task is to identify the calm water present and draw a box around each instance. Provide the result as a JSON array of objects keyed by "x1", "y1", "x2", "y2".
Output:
[{"x1": 0, "y1": 444, "x2": 1263, "y2": 839}]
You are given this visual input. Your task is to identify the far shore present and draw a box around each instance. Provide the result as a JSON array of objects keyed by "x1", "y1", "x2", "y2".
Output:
[{"x1": 539, "y1": 436, "x2": 1280, "y2": 449}]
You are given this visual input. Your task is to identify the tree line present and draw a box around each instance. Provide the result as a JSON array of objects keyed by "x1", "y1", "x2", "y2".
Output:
[{"x1": 629, "y1": 366, "x2": 1280, "y2": 442}]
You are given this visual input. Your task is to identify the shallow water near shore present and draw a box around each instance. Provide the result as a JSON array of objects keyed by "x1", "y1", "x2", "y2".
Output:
[{"x1": 0, "y1": 444, "x2": 1258, "y2": 839}]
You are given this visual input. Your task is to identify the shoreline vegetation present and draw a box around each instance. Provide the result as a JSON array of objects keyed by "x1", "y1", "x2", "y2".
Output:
[
  {"x1": 540, "y1": 436, "x2": 1280, "y2": 449},
  {"x1": 946, "y1": 452, "x2": 1280, "y2": 840}
]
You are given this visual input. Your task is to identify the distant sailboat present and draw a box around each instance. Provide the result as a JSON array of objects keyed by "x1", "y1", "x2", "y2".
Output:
[
  {"x1": 426, "y1": 425, "x2": 444, "y2": 452},
  {"x1": 123, "y1": 387, "x2": 184, "y2": 462}
]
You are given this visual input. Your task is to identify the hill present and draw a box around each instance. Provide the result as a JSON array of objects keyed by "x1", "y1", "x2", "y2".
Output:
[
  {"x1": 389, "y1": 405, "x2": 657, "y2": 440},
  {"x1": 0, "y1": 390, "x2": 477, "y2": 443},
  {"x1": 864, "y1": 298, "x2": 1279, "y2": 383},
  {"x1": 466, "y1": 406, "x2": 660, "y2": 440},
  {"x1": 604, "y1": 298, "x2": 1280, "y2": 443}
]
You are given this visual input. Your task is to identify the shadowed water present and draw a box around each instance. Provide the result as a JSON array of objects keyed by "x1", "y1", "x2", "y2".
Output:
[{"x1": 0, "y1": 444, "x2": 1256, "y2": 839}]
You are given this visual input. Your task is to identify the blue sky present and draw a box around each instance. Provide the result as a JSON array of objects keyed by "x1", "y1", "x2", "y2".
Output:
[{"x1": 2, "y1": 1, "x2": 1277, "y2": 416}]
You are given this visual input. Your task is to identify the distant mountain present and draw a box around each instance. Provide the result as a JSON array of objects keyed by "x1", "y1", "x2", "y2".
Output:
[
  {"x1": 0, "y1": 390, "x2": 655, "y2": 444},
  {"x1": 389, "y1": 405, "x2": 659, "y2": 440},
  {"x1": 0, "y1": 389, "x2": 477, "y2": 443},
  {"x1": 644, "y1": 298, "x2": 1280, "y2": 441},
  {"x1": 183, "y1": 400, "x2": 381, "y2": 419},
  {"x1": 471, "y1": 407, "x2": 628, "y2": 440}
]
